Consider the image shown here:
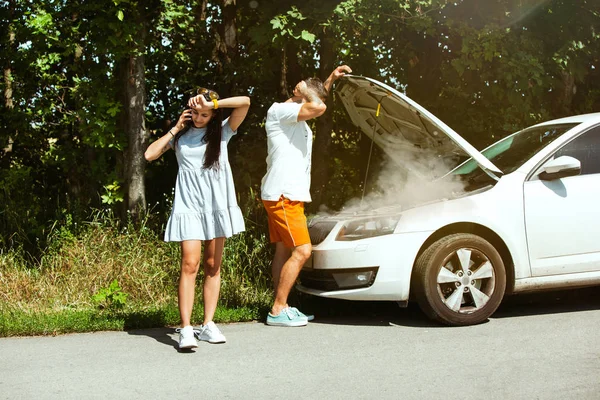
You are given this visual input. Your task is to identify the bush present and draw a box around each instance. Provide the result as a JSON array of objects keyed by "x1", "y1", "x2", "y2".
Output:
[{"x1": 0, "y1": 204, "x2": 273, "y2": 336}]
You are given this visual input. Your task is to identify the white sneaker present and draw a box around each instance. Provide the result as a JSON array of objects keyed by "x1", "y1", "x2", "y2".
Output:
[
  {"x1": 177, "y1": 325, "x2": 198, "y2": 349},
  {"x1": 195, "y1": 321, "x2": 226, "y2": 344}
]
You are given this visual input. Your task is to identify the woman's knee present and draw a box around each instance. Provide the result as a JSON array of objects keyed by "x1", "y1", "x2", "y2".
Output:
[
  {"x1": 181, "y1": 257, "x2": 200, "y2": 275},
  {"x1": 203, "y1": 257, "x2": 221, "y2": 278}
]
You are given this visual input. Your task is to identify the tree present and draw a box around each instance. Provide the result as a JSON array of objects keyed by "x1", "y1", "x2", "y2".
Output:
[
  {"x1": 114, "y1": 1, "x2": 156, "y2": 222},
  {"x1": 2, "y1": 0, "x2": 600, "y2": 253}
]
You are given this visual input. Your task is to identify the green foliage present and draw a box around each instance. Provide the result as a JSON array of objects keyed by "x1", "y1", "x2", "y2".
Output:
[
  {"x1": 3, "y1": 1, "x2": 599, "y2": 230},
  {"x1": 0, "y1": 206, "x2": 272, "y2": 335},
  {"x1": 101, "y1": 180, "x2": 125, "y2": 205},
  {"x1": 0, "y1": 165, "x2": 45, "y2": 249},
  {"x1": 2, "y1": 1, "x2": 600, "y2": 337},
  {"x1": 0, "y1": 304, "x2": 262, "y2": 337},
  {"x1": 92, "y1": 279, "x2": 129, "y2": 310},
  {"x1": 270, "y1": 6, "x2": 316, "y2": 43}
]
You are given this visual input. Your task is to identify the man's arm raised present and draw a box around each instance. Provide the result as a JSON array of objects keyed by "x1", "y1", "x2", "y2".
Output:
[
  {"x1": 297, "y1": 83, "x2": 327, "y2": 122},
  {"x1": 323, "y1": 65, "x2": 352, "y2": 95},
  {"x1": 295, "y1": 65, "x2": 352, "y2": 122}
]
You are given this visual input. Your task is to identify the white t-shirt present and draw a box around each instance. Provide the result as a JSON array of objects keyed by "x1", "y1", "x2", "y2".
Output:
[{"x1": 261, "y1": 102, "x2": 313, "y2": 202}]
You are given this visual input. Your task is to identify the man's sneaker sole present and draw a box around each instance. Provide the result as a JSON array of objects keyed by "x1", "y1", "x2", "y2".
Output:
[
  {"x1": 266, "y1": 319, "x2": 308, "y2": 327},
  {"x1": 266, "y1": 307, "x2": 309, "y2": 326},
  {"x1": 288, "y1": 307, "x2": 313, "y2": 322}
]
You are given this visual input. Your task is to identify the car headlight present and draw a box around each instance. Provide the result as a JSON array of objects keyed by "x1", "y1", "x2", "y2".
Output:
[{"x1": 335, "y1": 216, "x2": 400, "y2": 241}]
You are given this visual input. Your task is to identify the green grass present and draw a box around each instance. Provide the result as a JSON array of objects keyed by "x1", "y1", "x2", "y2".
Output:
[
  {"x1": 0, "y1": 209, "x2": 274, "y2": 337},
  {"x1": 0, "y1": 303, "x2": 267, "y2": 337}
]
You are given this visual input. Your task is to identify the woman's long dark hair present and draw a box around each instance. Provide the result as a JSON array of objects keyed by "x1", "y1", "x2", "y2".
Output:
[{"x1": 173, "y1": 91, "x2": 223, "y2": 170}]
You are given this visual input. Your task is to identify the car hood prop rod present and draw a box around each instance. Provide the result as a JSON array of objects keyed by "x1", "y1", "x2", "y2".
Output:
[{"x1": 361, "y1": 96, "x2": 386, "y2": 207}]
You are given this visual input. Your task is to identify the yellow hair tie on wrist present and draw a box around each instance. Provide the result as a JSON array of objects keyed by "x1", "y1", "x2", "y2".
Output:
[{"x1": 212, "y1": 99, "x2": 219, "y2": 109}]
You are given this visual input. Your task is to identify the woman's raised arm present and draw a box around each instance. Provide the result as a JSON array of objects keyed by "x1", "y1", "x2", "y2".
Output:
[{"x1": 189, "y1": 95, "x2": 250, "y2": 132}]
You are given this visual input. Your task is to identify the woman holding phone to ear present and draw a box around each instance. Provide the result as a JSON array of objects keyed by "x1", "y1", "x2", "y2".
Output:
[{"x1": 145, "y1": 88, "x2": 250, "y2": 350}]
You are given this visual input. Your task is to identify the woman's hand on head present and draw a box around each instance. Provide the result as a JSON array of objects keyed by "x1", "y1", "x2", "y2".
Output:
[
  {"x1": 188, "y1": 95, "x2": 212, "y2": 111},
  {"x1": 175, "y1": 109, "x2": 192, "y2": 130}
]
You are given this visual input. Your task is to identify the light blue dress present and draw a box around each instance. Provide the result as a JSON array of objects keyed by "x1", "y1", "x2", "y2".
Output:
[{"x1": 164, "y1": 118, "x2": 245, "y2": 242}]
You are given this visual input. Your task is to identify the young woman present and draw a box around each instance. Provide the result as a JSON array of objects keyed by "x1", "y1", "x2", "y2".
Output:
[{"x1": 145, "y1": 88, "x2": 250, "y2": 349}]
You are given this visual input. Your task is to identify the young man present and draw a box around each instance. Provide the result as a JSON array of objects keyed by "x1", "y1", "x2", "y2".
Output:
[{"x1": 261, "y1": 65, "x2": 352, "y2": 327}]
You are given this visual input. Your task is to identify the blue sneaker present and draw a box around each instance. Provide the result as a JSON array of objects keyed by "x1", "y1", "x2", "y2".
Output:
[
  {"x1": 290, "y1": 307, "x2": 314, "y2": 322},
  {"x1": 267, "y1": 307, "x2": 308, "y2": 327}
]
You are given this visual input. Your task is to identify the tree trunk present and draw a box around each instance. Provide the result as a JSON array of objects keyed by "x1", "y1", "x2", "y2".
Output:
[
  {"x1": 115, "y1": 2, "x2": 152, "y2": 223},
  {"x1": 280, "y1": 46, "x2": 288, "y2": 98},
  {"x1": 197, "y1": 0, "x2": 208, "y2": 21},
  {"x1": 311, "y1": 28, "x2": 335, "y2": 208},
  {"x1": 213, "y1": 0, "x2": 237, "y2": 81},
  {"x1": 3, "y1": 14, "x2": 14, "y2": 154},
  {"x1": 121, "y1": 54, "x2": 148, "y2": 221},
  {"x1": 279, "y1": 41, "x2": 302, "y2": 98},
  {"x1": 286, "y1": 41, "x2": 302, "y2": 94},
  {"x1": 222, "y1": 0, "x2": 237, "y2": 54},
  {"x1": 3, "y1": 42, "x2": 13, "y2": 109}
]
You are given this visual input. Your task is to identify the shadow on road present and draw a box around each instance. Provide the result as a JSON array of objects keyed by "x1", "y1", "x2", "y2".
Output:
[
  {"x1": 297, "y1": 294, "x2": 438, "y2": 328},
  {"x1": 492, "y1": 286, "x2": 600, "y2": 319},
  {"x1": 121, "y1": 287, "x2": 600, "y2": 338},
  {"x1": 126, "y1": 328, "x2": 197, "y2": 352},
  {"x1": 300, "y1": 286, "x2": 600, "y2": 328}
]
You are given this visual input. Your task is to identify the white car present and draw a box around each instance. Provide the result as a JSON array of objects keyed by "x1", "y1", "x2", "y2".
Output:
[{"x1": 298, "y1": 75, "x2": 600, "y2": 326}]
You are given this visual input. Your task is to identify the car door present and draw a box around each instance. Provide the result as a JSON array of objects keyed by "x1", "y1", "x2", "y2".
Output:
[{"x1": 523, "y1": 125, "x2": 600, "y2": 276}]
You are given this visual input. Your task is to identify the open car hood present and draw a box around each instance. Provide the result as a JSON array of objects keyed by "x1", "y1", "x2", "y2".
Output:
[{"x1": 336, "y1": 76, "x2": 503, "y2": 178}]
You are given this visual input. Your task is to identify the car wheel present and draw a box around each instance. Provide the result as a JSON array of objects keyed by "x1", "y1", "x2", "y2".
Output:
[{"x1": 414, "y1": 233, "x2": 506, "y2": 326}]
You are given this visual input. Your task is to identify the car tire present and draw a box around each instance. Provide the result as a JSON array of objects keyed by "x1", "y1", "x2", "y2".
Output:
[{"x1": 414, "y1": 233, "x2": 506, "y2": 326}]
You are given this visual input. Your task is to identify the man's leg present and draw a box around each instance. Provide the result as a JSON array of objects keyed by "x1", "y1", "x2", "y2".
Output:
[
  {"x1": 271, "y1": 243, "x2": 311, "y2": 316},
  {"x1": 271, "y1": 241, "x2": 291, "y2": 290},
  {"x1": 263, "y1": 197, "x2": 312, "y2": 324}
]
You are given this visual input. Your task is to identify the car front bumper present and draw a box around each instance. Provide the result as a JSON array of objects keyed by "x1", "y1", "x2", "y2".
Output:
[{"x1": 297, "y1": 230, "x2": 432, "y2": 301}]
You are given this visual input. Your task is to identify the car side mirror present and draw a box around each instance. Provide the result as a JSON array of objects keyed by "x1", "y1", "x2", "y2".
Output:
[{"x1": 538, "y1": 155, "x2": 581, "y2": 181}]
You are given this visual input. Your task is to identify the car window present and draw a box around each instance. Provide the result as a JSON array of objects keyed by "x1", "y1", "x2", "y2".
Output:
[
  {"x1": 554, "y1": 125, "x2": 600, "y2": 175},
  {"x1": 452, "y1": 123, "x2": 578, "y2": 177},
  {"x1": 448, "y1": 123, "x2": 578, "y2": 191}
]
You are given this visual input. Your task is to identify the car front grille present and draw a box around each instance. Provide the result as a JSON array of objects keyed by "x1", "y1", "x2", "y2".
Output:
[
  {"x1": 299, "y1": 267, "x2": 378, "y2": 292},
  {"x1": 308, "y1": 221, "x2": 338, "y2": 245},
  {"x1": 299, "y1": 269, "x2": 340, "y2": 291}
]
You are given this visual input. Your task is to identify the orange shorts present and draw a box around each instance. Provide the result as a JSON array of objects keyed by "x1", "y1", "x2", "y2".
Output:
[{"x1": 262, "y1": 196, "x2": 311, "y2": 248}]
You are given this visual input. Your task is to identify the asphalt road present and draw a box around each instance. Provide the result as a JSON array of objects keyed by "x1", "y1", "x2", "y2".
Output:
[{"x1": 1, "y1": 288, "x2": 599, "y2": 400}]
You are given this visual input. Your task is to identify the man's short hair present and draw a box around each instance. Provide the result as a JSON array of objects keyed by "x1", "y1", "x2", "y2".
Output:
[{"x1": 304, "y1": 78, "x2": 328, "y2": 102}]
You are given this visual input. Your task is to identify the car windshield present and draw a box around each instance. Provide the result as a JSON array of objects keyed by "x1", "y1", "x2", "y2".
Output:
[{"x1": 450, "y1": 123, "x2": 579, "y2": 191}]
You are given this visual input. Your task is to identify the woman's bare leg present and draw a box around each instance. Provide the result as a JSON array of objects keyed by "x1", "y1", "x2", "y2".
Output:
[
  {"x1": 178, "y1": 240, "x2": 202, "y2": 326},
  {"x1": 202, "y1": 237, "x2": 225, "y2": 325}
]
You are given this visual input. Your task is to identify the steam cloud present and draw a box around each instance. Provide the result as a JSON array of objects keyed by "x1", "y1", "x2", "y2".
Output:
[{"x1": 328, "y1": 149, "x2": 468, "y2": 216}]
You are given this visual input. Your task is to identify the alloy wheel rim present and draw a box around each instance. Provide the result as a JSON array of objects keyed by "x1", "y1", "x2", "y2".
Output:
[{"x1": 436, "y1": 247, "x2": 496, "y2": 314}]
